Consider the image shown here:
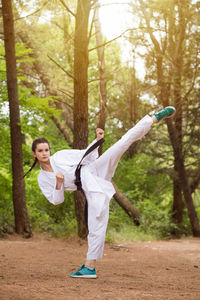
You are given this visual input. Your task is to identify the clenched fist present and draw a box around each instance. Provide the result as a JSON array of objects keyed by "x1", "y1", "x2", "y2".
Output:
[
  {"x1": 56, "y1": 172, "x2": 64, "y2": 190},
  {"x1": 96, "y1": 128, "x2": 104, "y2": 141}
]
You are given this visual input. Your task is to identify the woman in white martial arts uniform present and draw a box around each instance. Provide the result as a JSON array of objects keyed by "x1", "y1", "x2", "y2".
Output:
[{"x1": 25, "y1": 106, "x2": 175, "y2": 278}]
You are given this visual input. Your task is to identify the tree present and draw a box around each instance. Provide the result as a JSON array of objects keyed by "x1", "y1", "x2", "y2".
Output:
[
  {"x1": 129, "y1": 0, "x2": 200, "y2": 236},
  {"x1": 93, "y1": 2, "x2": 107, "y2": 131},
  {"x1": 72, "y1": 0, "x2": 91, "y2": 238},
  {"x1": 2, "y1": 0, "x2": 31, "y2": 237}
]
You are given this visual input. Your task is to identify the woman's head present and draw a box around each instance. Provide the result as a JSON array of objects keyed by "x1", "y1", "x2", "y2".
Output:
[
  {"x1": 32, "y1": 137, "x2": 50, "y2": 152},
  {"x1": 23, "y1": 138, "x2": 50, "y2": 178},
  {"x1": 32, "y1": 138, "x2": 50, "y2": 163}
]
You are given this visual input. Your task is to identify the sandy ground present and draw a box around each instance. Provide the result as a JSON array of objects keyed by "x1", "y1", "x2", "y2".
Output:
[{"x1": 0, "y1": 234, "x2": 200, "y2": 300}]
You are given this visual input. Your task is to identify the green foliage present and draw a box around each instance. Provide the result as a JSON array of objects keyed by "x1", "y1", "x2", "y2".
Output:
[
  {"x1": 0, "y1": 135, "x2": 12, "y2": 234},
  {"x1": 0, "y1": 168, "x2": 14, "y2": 235},
  {"x1": 107, "y1": 153, "x2": 178, "y2": 240},
  {"x1": 25, "y1": 169, "x2": 77, "y2": 237}
]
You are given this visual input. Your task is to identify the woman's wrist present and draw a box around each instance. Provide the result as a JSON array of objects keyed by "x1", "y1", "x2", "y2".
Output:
[{"x1": 56, "y1": 182, "x2": 63, "y2": 190}]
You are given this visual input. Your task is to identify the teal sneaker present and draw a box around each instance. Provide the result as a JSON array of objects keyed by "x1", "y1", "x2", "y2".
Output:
[
  {"x1": 154, "y1": 106, "x2": 176, "y2": 122},
  {"x1": 70, "y1": 264, "x2": 97, "y2": 278}
]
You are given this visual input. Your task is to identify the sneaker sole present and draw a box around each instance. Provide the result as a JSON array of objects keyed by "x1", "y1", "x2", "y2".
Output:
[{"x1": 70, "y1": 274, "x2": 97, "y2": 278}]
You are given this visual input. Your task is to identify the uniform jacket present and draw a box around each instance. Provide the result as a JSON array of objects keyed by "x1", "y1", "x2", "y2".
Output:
[{"x1": 38, "y1": 140, "x2": 116, "y2": 217}]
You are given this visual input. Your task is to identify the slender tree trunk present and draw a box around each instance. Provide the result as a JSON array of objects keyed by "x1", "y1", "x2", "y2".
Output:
[
  {"x1": 94, "y1": 5, "x2": 107, "y2": 131},
  {"x1": 167, "y1": 120, "x2": 200, "y2": 236},
  {"x1": 171, "y1": 81, "x2": 183, "y2": 227},
  {"x1": 73, "y1": 0, "x2": 91, "y2": 238},
  {"x1": 170, "y1": 1, "x2": 184, "y2": 227},
  {"x1": 112, "y1": 182, "x2": 141, "y2": 225},
  {"x1": 130, "y1": 51, "x2": 138, "y2": 125},
  {"x1": 172, "y1": 171, "x2": 183, "y2": 236},
  {"x1": 73, "y1": 0, "x2": 90, "y2": 147},
  {"x1": 2, "y1": 0, "x2": 31, "y2": 237},
  {"x1": 172, "y1": 175, "x2": 183, "y2": 224},
  {"x1": 93, "y1": 4, "x2": 141, "y2": 224}
]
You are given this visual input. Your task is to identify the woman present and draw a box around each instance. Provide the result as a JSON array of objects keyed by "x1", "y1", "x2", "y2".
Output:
[{"x1": 26, "y1": 106, "x2": 175, "y2": 278}]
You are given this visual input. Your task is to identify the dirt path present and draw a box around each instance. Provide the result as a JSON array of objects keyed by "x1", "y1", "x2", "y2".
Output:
[{"x1": 0, "y1": 234, "x2": 200, "y2": 300}]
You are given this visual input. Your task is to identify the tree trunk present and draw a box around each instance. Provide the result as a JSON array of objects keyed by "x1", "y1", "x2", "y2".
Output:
[
  {"x1": 167, "y1": 120, "x2": 200, "y2": 236},
  {"x1": 170, "y1": 1, "x2": 184, "y2": 227},
  {"x1": 74, "y1": 191, "x2": 88, "y2": 238},
  {"x1": 73, "y1": 0, "x2": 91, "y2": 238},
  {"x1": 2, "y1": 0, "x2": 32, "y2": 237},
  {"x1": 112, "y1": 182, "x2": 141, "y2": 225},
  {"x1": 172, "y1": 176, "x2": 183, "y2": 224},
  {"x1": 172, "y1": 174, "x2": 183, "y2": 236},
  {"x1": 94, "y1": 5, "x2": 107, "y2": 131},
  {"x1": 94, "y1": 3, "x2": 141, "y2": 224}
]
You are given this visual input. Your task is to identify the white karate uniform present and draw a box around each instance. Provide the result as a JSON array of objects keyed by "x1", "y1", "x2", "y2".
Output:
[{"x1": 37, "y1": 115, "x2": 153, "y2": 260}]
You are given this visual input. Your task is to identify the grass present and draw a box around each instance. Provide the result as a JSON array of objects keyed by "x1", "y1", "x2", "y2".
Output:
[{"x1": 106, "y1": 224, "x2": 159, "y2": 243}]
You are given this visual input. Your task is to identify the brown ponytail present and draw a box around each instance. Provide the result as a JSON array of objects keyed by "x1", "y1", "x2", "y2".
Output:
[
  {"x1": 23, "y1": 158, "x2": 38, "y2": 178},
  {"x1": 23, "y1": 137, "x2": 50, "y2": 178}
]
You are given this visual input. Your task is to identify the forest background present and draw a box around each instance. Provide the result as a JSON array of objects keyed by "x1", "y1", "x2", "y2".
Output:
[{"x1": 0, "y1": 0, "x2": 200, "y2": 242}]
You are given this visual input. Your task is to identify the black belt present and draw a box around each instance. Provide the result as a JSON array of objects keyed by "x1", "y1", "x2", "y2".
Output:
[{"x1": 74, "y1": 138, "x2": 104, "y2": 191}]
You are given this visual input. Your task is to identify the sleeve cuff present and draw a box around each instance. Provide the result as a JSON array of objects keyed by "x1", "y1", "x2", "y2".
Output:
[{"x1": 52, "y1": 185, "x2": 64, "y2": 205}]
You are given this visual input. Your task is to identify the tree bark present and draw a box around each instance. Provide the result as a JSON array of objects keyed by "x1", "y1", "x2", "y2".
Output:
[
  {"x1": 94, "y1": 5, "x2": 107, "y2": 130},
  {"x1": 73, "y1": 0, "x2": 90, "y2": 148},
  {"x1": 2, "y1": 0, "x2": 32, "y2": 237},
  {"x1": 170, "y1": 1, "x2": 184, "y2": 226},
  {"x1": 74, "y1": 191, "x2": 88, "y2": 238},
  {"x1": 112, "y1": 182, "x2": 141, "y2": 225},
  {"x1": 167, "y1": 120, "x2": 200, "y2": 236},
  {"x1": 51, "y1": 116, "x2": 73, "y2": 146},
  {"x1": 172, "y1": 175, "x2": 183, "y2": 224},
  {"x1": 73, "y1": 0, "x2": 91, "y2": 238}
]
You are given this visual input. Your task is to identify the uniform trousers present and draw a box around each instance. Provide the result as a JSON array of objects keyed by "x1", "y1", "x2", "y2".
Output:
[{"x1": 86, "y1": 115, "x2": 153, "y2": 260}]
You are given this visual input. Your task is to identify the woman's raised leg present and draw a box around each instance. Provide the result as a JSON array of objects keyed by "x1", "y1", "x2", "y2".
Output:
[{"x1": 94, "y1": 115, "x2": 153, "y2": 181}]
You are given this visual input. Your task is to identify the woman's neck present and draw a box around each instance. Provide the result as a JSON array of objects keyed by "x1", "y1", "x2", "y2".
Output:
[{"x1": 40, "y1": 160, "x2": 53, "y2": 172}]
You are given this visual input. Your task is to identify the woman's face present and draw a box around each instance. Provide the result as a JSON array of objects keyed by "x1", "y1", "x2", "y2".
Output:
[{"x1": 33, "y1": 143, "x2": 50, "y2": 163}]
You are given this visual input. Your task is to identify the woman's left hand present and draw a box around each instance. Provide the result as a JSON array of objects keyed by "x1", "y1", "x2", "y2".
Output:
[
  {"x1": 96, "y1": 128, "x2": 104, "y2": 140},
  {"x1": 56, "y1": 172, "x2": 64, "y2": 190}
]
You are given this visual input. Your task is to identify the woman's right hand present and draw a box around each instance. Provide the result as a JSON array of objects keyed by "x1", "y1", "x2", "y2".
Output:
[
  {"x1": 56, "y1": 172, "x2": 64, "y2": 190},
  {"x1": 96, "y1": 128, "x2": 104, "y2": 141}
]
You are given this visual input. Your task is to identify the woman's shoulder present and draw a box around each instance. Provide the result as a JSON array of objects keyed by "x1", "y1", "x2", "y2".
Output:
[
  {"x1": 52, "y1": 148, "x2": 84, "y2": 162},
  {"x1": 53, "y1": 149, "x2": 81, "y2": 155},
  {"x1": 38, "y1": 168, "x2": 55, "y2": 181}
]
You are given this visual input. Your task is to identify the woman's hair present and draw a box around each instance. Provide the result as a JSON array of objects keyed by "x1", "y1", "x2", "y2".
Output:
[{"x1": 23, "y1": 138, "x2": 50, "y2": 178}]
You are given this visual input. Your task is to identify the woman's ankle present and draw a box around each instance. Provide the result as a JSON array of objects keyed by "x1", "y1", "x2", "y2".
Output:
[{"x1": 85, "y1": 259, "x2": 96, "y2": 269}]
